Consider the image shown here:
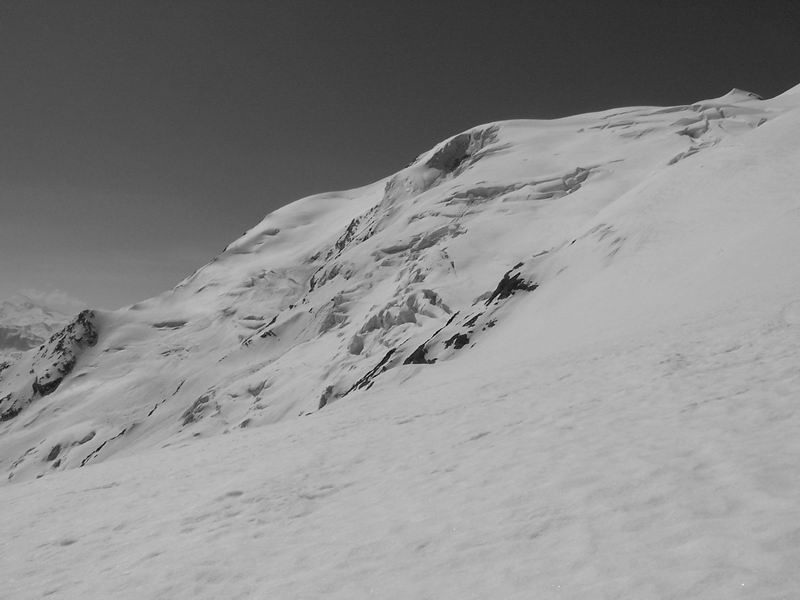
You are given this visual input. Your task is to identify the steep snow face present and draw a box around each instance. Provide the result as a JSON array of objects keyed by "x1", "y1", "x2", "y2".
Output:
[{"x1": 0, "y1": 88, "x2": 795, "y2": 483}]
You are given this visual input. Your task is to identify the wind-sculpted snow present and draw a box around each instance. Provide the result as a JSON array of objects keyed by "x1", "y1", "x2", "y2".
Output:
[{"x1": 0, "y1": 87, "x2": 794, "y2": 484}]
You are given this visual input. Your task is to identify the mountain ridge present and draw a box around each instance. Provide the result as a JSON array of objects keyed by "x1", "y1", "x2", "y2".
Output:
[
  {"x1": 3, "y1": 84, "x2": 800, "y2": 598},
  {"x1": 0, "y1": 85, "x2": 797, "y2": 484}
]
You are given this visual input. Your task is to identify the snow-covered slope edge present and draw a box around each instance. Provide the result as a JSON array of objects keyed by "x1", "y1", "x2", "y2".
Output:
[{"x1": 0, "y1": 86, "x2": 797, "y2": 485}]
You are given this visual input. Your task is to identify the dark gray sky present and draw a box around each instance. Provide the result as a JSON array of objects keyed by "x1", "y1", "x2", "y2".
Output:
[{"x1": 1, "y1": 0, "x2": 798, "y2": 309}]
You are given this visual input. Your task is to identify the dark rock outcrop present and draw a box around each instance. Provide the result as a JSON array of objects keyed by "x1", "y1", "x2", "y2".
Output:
[
  {"x1": 32, "y1": 310, "x2": 99, "y2": 398},
  {"x1": 485, "y1": 271, "x2": 538, "y2": 305},
  {"x1": 404, "y1": 343, "x2": 434, "y2": 365},
  {"x1": 0, "y1": 310, "x2": 99, "y2": 421}
]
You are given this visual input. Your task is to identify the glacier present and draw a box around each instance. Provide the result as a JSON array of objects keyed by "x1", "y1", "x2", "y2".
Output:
[{"x1": 1, "y1": 84, "x2": 800, "y2": 598}]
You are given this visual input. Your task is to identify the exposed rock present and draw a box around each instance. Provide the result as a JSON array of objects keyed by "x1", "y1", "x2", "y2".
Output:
[
  {"x1": 318, "y1": 385, "x2": 335, "y2": 410},
  {"x1": 463, "y1": 313, "x2": 482, "y2": 327},
  {"x1": 346, "y1": 348, "x2": 397, "y2": 394},
  {"x1": 181, "y1": 394, "x2": 212, "y2": 426},
  {"x1": 0, "y1": 398, "x2": 20, "y2": 422},
  {"x1": 32, "y1": 374, "x2": 69, "y2": 397},
  {"x1": 80, "y1": 427, "x2": 128, "y2": 467},
  {"x1": 335, "y1": 218, "x2": 360, "y2": 253},
  {"x1": 444, "y1": 333, "x2": 470, "y2": 350},
  {"x1": 45, "y1": 444, "x2": 61, "y2": 462},
  {"x1": 485, "y1": 271, "x2": 538, "y2": 305},
  {"x1": 404, "y1": 343, "x2": 434, "y2": 365},
  {"x1": 152, "y1": 320, "x2": 188, "y2": 329},
  {"x1": 31, "y1": 310, "x2": 98, "y2": 398},
  {"x1": 0, "y1": 310, "x2": 99, "y2": 422}
]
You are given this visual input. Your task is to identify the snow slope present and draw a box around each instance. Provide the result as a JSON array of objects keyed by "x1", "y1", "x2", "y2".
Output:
[{"x1": 1, "y1": 84, "x2": 800, "y2": 598}]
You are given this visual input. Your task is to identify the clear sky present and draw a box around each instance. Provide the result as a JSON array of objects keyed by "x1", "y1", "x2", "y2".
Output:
[{"x1": 1, "y1": 0, "x2": 798, "y2": 309}]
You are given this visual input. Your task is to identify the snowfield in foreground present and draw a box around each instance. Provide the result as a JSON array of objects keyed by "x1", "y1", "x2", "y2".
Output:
[
  {"x1": 2, "y1": 84, "x2": 800, "y2": 598},
  {"x1": 3, "y1": 311, "x2": 800, "y2": 599}
]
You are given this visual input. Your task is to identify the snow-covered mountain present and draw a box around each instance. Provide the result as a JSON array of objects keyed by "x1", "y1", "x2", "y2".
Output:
[
  {"x1": 0, "y1": 294, "x2": 74, "y2": 365},
  {"x1": 2, "y1": 85, "x2": 800, "y2": 598}
]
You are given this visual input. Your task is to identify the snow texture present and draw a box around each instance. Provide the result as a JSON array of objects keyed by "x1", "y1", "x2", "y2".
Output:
[{"x1": 1, "y1": 85, "x2": 800, "y2": 598}]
